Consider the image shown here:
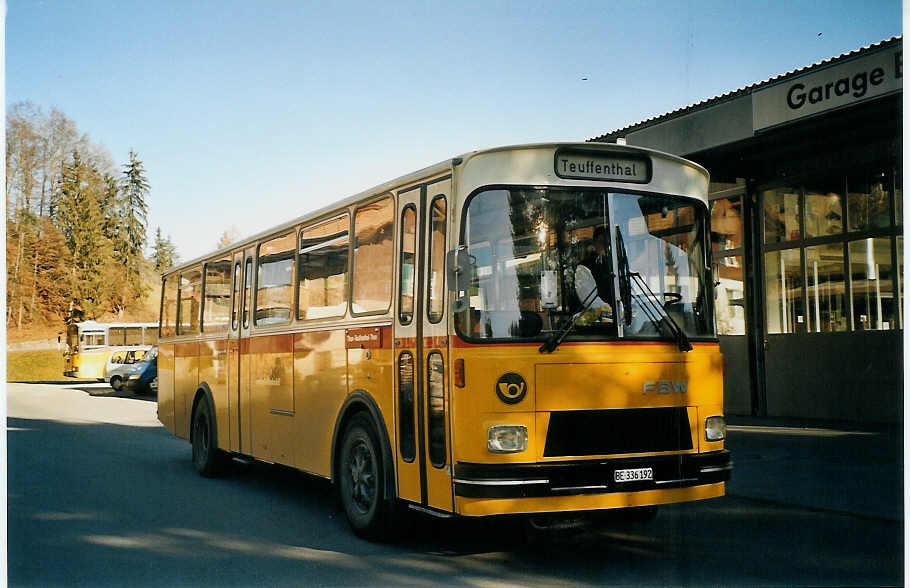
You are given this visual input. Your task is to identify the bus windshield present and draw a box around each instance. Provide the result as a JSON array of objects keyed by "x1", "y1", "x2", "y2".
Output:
[{"x1": 456, "y1": 187, "x2": 713, "y2": 342}]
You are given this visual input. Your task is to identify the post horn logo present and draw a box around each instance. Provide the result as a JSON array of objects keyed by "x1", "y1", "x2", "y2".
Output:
[{"x1": 495, "y1": 373, "x2": 527, "y2": 405}]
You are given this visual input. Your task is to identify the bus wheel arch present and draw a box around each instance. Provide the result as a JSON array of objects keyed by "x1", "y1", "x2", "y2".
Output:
[
  {"x1": 331, "y1": 391, "x2": 397, "y2": 539},
  {"x1": 190, "y1": 383, "x2": 228, "y2": 477}
]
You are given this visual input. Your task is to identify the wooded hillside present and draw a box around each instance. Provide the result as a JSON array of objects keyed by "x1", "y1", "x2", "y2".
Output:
[{"x1": 6, "y1": 102, "x2": 179, "y2": 333}]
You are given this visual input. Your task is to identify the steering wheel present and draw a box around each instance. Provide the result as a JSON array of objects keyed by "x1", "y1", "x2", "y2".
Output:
[{"x1": 662, "y1": 292, "x2": 683, "y2": 306}]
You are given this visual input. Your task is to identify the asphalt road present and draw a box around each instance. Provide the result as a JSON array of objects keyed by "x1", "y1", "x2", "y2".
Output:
[{"x1": 7, "y1": 382, "x2": 903, "y2": 587}]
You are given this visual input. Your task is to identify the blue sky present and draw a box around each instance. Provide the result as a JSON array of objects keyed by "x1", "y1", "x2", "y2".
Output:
[{"x1": 7, "y1": 0, "x2": 902, "y2": 261}]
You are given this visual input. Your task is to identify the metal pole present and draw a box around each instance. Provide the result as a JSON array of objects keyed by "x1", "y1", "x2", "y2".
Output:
[{"x1": 812, "y1": 259, "x2": 822, "y2": 333}]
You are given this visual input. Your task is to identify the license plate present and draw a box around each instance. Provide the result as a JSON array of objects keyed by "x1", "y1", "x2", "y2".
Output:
[{"x1": 614, "y1": 467, "x2": 653, "y2": 483}]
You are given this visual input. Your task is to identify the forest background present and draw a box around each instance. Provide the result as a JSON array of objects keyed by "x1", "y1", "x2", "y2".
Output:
[{"x1": 6, "y1": 101, "x2": 189, "y2": 344}]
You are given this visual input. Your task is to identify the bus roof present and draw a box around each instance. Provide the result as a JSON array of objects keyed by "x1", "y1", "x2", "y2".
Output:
[{"x1": 163, "y1": 142, "x2": 707, "y2": 276}]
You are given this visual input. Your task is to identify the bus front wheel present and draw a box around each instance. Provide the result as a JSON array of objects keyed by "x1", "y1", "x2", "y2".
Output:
[
  {"x1": 110, "y1": 376, "x2": 123, "y2": 391},
  {"x1": 192, "y1": 398, "x2": 228, "y2": 477},
  {"x1": 339, "y1": 414, "x2": 391, "y2": 540}
]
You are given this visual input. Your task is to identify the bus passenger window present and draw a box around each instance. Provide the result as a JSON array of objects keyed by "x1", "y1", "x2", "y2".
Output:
[
  {"x1": 203, "y1": 258, "x2": 232, "y2": 333},
  {"x1": 427, "y1": 196, "x2": 446, "y2": 323},
  {"x1": 178, "y1": 268, "x2": 203, "y2": 336},
  {"x1": 124, "y1": 327, "x2": 143, "y2": 346},
  {"x1": 256, "y1": 233, "x2": 295, "y2": 326},
  {"x1": 399, "y1": 205, "x2": 417, "y2": 324},
  {"x1": 109, "y1": 327, "x2": 126, "y2": 346},
  {"x1": 298, "y1": 215, "x2": 349, "y2": 320},
  {"x1": 161, "y1": 274, "x2": 178, "y2": 337},
  {"x1": 352, "y1": 196, "x2": 393, "y2": 314}
]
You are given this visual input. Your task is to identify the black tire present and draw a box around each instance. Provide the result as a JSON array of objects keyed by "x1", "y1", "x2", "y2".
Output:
[
  {"x1": 110, "y1": 376, "x2": 123, "y2": 391},
  {"x1": 192, "y1": 397, "x2": 228, "y2": 477},
  {"x1": 338, "y1": 414, "x2": 392, "y2": 540}
]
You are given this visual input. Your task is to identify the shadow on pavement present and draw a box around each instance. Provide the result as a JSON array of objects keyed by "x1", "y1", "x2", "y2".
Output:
[
  {"x1": 7, "y1": 414, "x2": 903, "y2": 587},
  {"x1": 10, "y1": 380, "x2": 157, "y2": 402}
]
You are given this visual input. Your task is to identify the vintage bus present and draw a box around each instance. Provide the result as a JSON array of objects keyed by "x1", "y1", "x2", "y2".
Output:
[
  {"x1": 63, "y1": 320, "x2": 158, "y2": 379},
  {"x1": 157, "y1": 143, "x2": 730, "y2": 539}
]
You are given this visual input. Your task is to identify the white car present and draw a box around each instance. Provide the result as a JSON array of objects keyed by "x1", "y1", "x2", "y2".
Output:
[{"x1": 104, "y1": 347, "x2": 150, "y2": 391}]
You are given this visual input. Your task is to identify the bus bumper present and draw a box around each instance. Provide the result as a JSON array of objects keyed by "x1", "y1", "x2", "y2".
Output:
[{"x1": 453, "y1": 450, "x2": 731, "y2": 517}]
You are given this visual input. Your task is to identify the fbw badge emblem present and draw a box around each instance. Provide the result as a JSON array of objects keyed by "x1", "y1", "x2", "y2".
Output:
[{"x1": 496, "y1": 373, "x2": 527, "y2": 404}]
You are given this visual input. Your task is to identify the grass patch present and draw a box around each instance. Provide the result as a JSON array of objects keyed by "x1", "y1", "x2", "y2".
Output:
[{"x1": 7, "y1": 349, "x2": 67, "y2": 382}]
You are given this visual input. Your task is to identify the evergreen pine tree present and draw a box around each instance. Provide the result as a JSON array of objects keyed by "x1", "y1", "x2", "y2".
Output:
[
  {"x1": 120, "y1": 149, "x2": 150, "y2": 301},
  {"x1": 151, "y1": 226, "x2": 179, "y2": 271},
  {"x1": 55, "y1": 149, "x2": 111, "y2": 318}
]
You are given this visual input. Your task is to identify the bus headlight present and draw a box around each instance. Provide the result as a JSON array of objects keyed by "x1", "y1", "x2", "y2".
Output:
[
  {"x1": 488, "y1": 425, "x2": 528, "y2": 453},
  {"x1": 128, "y1": 373, "x2": 141, "y2": 380},
  {"x1": 705, "y1": 416, "x2": 726, "y2": 441}
]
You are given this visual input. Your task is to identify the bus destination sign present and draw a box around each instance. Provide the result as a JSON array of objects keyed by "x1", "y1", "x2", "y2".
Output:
[{"x1": 555, "y1": 151, "x2": 650, "y2": 183}]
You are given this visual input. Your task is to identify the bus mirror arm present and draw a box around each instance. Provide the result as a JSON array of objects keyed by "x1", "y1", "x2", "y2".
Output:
[{"x1": 446, "y1": 245, "x2": 473, "y2": 292}]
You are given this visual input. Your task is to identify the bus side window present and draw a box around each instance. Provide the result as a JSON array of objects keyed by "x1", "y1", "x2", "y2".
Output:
[
  {"x1": 144, "y1": 326, "x2": 158, "y2": 345},
  {"x1": 231, "y1": 262, "x2": 241, "y2": 330},
  {"x1": 243, "y1": 259, "x2": 252, "y2": 329},
  {"x1": 256, "y1": 233, "x2": 295, "y2": 326},
  {"x1": 427, "y1": 195, "x2": 446, "y2": 323},
  {"x1": 399, "y1": 205, "x2": 417, "y2": 324},
  {"x1": 124, "y1": 327, "x2": 142, "y2": 346},
  {"x1": 352, "y1": 196, "x2": 394, "y2": 314},
  {"x1": 161, "y1": 275, "x2": 178, "y2": 338},
  {"x1": 203, "y1": 258, "x2": 232, "y2": 333},
  {"x1": 178, "y1": 268, "x2": 203, "y2": 336},
  {"x1": 298, "y1": 215, "x2": 349, "y2": 320}
]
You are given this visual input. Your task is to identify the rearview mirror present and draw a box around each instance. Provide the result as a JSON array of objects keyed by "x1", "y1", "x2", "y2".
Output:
[{"x1": 446, "y1": 246, "x2": 473, "y2": 312}]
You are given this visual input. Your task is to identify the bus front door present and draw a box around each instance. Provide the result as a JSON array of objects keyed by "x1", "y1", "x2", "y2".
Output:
[{"x1": 394, "y1": 179, "x2": 454, "y2": 513}]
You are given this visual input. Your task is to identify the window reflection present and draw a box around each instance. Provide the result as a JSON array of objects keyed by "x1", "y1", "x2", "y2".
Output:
[
  {"x1": 710, "y1": 197, "x2": 744, "y2": 253},
  {"x1": 298, "y1": 216, "x2": 349, "y2": 320},
  {"x1": 804, "y1": 189, "x2": 843, "y2": 237},
  {"x1": 179, "y1": 269, "x2": 203, "y2": 335},
  {"x1": 714, "y1": 255, "x2": 745, "y2": 335},
  {"x1": 897, "y1": 236, "x2": 903, "y2": 329},
  {"x1": 427, "y1": 196, "x2": 447, "y2": 323},
  {"x1": 763, "y1": 189, "x2": 801, "y2": 243},
  {"x1": 848, "y1": 237, "x2": 895, "y2": 330},
  {"x1": 203, "y1": 258, "x2": 232, "y2": 332},
  {"x1": 398, "y1": 205, "x2": 416, "y2": 324},
  {"x1": 848, "y1": 173, "x2": 891, "y2": 231},
  {"x1": 765, "y1": 249, "x2": 803, "y2": 334},
  {"x1": 256, "y1": 233, "x2": 295, "y2": 326},
  {"x1": 458, "y1": 188, "x2": 711, "y2": 342},
  {"x1": 805, "y1": 243, "x2": 847, "y2": 332},
  {"x1": 352, "y1": 197, "x2": 394, "y2": 314}
]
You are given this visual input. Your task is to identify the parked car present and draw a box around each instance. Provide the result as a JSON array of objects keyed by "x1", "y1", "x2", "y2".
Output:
[
  {"x1": 123, "y1": 345, "x2": 157, "y2": 396},
  {"x1": 104, "y1": 347, "x2": 150, "y2": 391}
]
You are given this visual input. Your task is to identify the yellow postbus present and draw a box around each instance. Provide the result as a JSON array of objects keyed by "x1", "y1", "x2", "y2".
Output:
[
  {"x1": 63, "y1": 320, "x2": 158, "y2": 379},
  {"x1": 157, "y1": 143, "x2": 730, "y2": 539}
]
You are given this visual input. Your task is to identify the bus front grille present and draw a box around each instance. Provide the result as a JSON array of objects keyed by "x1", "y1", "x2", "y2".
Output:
[{"x1": 543, "y1": 407, "x2": 692, "y2": 457}]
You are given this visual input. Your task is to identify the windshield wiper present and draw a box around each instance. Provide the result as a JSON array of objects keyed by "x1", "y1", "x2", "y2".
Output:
[
  {"x1": 615, "y1": 227, "x2": 692, "y2": 352},
  {"x1": 538, "y1": 282, "x2": 601, "y2": 353}
]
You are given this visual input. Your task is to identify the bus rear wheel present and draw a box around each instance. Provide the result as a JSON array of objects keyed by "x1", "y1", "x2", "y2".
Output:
[
  {"x1": 192, "y1": 398, "x2": 228, "y2": 477},
  {"x1": 339, "y1": 414, "x2": 391, "y2": 540}
]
